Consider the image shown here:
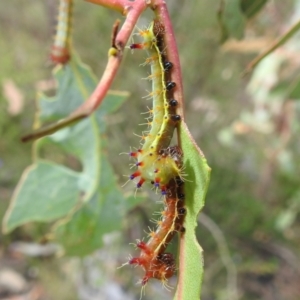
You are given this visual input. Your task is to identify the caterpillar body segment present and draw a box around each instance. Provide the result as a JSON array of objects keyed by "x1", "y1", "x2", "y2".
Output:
[
  {"x1": 128, "y1": 177, "x2": 186, "y2": 286},
  {"x1": 129, "y1": 148, "x2": 181, "y2": 191},
  {"x1": 51, "y1": 0, "x2": 73, "y2": 64},
  {"x1": 124, "y1": 18, "x2": 187, "y2": 291},
  {"x1": 128, "y1": 20, "x2": 182, "y2": 191}
]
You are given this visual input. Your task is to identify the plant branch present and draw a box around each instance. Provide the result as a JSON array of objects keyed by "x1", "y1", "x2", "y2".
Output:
[
  {"x1": 86, "y1": 0, "x2": 126, "y2": 13},
  {"x1": 150, "y1": 3, "x2": 209, "y2": 300},
  {"x1": 22, "y1": 0, "x2": 148, "y2": 142},
  {"x1": 152, "y1": 0, "x2": 185, "y2": 119},
  {"x1": 243, "y1": 19, "x2": 300, "y2": 76}
]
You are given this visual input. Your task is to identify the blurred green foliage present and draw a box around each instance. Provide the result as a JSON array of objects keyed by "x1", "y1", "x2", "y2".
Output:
[{"x1": 1, "y1": 0, "x2": 300, "y2": 299}]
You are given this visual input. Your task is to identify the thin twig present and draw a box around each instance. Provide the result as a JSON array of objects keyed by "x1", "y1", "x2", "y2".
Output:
[
  {"x1": 22, "y1": 0, "x2": 148, "y2": 142},
  {"x1": 111, "y1": 19, "x2": 121, "y2": 48},
  {"x1": 85, "y1": 0, "x2": 126, "y2": 13},
  {"x1": 242, "y1": 19, "x2": 300, "y2": 76}
]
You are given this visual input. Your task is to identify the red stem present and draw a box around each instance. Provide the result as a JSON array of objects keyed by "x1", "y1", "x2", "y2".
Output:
[
  {"x1": 149, "y1": 2, "x2": 186, "y2": 295},
  {"x1": 86, "y1": 0, "x2": 129, "y2": 13},
  {"x1": 152, "y1": 0, "x2": 185, "y2": 119},
  {"x1": 72, "y1": 0, "x2": 148, "y2": 116},
  {"x1": 23, "y1": 0, "x2": 186, "y2": 145},
  {"x1": 22, "y1": 0, "x2": 148, "y2": 142}
]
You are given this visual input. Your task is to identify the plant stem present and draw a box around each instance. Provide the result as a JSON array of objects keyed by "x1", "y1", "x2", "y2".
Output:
[
  {"x1": 22, "y1": 0, "x2": 148, "y2": 142},
  {"x1": 243, "y1": 19, "x2": 300, "y2": 76},
  {"x1": 152, "y1": 0, "x2": 185, "y2": 119}
]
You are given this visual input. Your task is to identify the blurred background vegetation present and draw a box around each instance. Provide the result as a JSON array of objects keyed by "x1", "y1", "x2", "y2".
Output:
[{"x1": 1, "y1": 0, "x2": 300, "y2": 299}]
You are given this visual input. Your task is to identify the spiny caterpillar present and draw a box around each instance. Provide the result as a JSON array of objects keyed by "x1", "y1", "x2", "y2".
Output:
[
  {"x1": 124, "y1": 20, "x2": 187, "y2": 290},
  {"x1": 128, "y1": 174, "x2": 186, "y2": 286},
  {"x1": 128, "y1": 20, "x2": 182, "y2": 194},
  {"x1": 50, "y1": 0, "x2": 73, "y2": 64}
]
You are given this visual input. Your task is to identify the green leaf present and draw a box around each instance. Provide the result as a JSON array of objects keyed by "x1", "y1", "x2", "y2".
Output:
[
  {"x1": 3, "y1": 161, "x2": 79, "y2": 233},
  {"x1": 36, "y1": 117, "x2": 101, "y2": 201},
  {"x1": 3, "y1": 54, "x2": 102, "y2": 233},
  {"x1": 3, "y1": 52, "x2": 129, "y2": 252},
  {"x1": 218, "y1": 0, "x2": 246, "y2": 42},
  {"x1": 94, "y1": 90, "x2": 130, "y2": 133},
  {"x1": 37, "y1": 53, "x2": 106, "y2": 202},
  {"x1": 54, "y1": 157, "x2": 126, "y2": 256},
  {"x1": 243, "y1": 19, "x2": 300, "y2": 75},
  {"x1": 38, "y1": 54, "x2": 98, "y2": 122},
  {"x1": 174, "y1": 122, "x2": 211, "y2": 300},
  {"x1": 240, "y1": 0, "x2": 268, "y2": 18}
]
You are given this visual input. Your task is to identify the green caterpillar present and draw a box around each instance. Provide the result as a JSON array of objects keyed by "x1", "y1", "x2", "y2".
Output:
[
  {"x1": 129, "y1": 20, "x2": 183, "y2": 194},
  {"x1": 50, "y1": 0, "x2": 73, "y2": 64}
]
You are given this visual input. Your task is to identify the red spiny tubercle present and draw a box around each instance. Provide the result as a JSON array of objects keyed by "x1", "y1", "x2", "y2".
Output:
[
  {"x1": 129, "y1": 43, "x2": 147, "y2": 50},
  {"x1": 137, "y1": 178, "x2": 146, "y2": 188},
  {"x1": 130, "y1": 171, "x2": 141, "y2": 180},
  {"x1": 129, "y1": 149, "x2": 143, "y2": 157}
]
